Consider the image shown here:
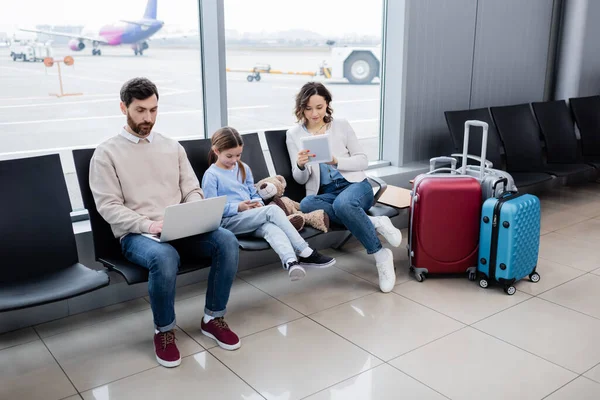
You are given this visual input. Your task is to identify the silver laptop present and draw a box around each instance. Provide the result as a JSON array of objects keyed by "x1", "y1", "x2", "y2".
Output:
[{"x1": 142, "y1": 196, "x2": 227, "y2": 242}]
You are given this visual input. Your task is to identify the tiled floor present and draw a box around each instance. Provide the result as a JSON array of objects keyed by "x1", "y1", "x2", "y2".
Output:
[{"x1": 2, "y1": 184, "x2": 600, "y2": 400}]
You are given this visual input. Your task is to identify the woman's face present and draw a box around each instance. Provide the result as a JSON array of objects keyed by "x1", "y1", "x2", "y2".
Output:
[{"x1": 303, "y1": 94, "x2": 328, "y2": 126}]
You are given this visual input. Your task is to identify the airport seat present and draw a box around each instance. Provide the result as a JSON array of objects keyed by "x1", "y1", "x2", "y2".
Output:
[
  {"x1": 264, "y1": 129, "x2": 399, "y2": 217},
  {"x1": 569, "y1": 95, "x2": 600, "y2": 169},
  {"x1": 179, "y1": 132, "x2": 323, "y2": 251},
  {"x1": 0, "y1": 155, "x2": 109, "y2": 312},
  {"x1": 444, "y1": 107, "x2": 554, "y2": 192},
  {"x1": 531, "y1": 100, "x2": 598, "y2": 180},
  {"x1": 73, "y1": 149, "x2": 210, "y2": 285},
  {"x1": 490, "y1": 103, "x2": 593, "y2": 186}
]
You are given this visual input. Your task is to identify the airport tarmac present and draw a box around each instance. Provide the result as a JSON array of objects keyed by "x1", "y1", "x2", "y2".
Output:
[{"x1": 0, "y1": 46, "x2": 382, "y2": 209}]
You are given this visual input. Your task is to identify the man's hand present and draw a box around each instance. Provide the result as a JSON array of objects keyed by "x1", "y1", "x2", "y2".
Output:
[{"x1": 149, "y1": 221, "x2": 163, "y2": 234}]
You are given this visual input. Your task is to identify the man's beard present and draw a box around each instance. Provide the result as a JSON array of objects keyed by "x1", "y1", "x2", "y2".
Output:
[{"x1": 127, "y1": 113, "x2": 153, "y2": 136}]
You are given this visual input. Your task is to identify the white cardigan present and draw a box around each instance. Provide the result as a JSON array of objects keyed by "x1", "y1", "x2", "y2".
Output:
[{"x1": 286, "y1": 118, "x2": 368, "y2": 196}]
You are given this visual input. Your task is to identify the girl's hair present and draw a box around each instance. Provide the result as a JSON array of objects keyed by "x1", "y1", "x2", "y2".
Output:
[
  {"x1": 294, "y1": 82, "x2": 334, "y2": 125},
  {"x1": 208, "y1": 126, "x2": 246, "y2": 182}
]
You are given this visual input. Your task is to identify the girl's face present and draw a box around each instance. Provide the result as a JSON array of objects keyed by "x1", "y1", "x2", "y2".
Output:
[
  {"x1": 215, "y1": 145, "x2": 243, "y2": 169},
  {"x1": 303, "y1": 94, "x2": 328, "y2": 126}
]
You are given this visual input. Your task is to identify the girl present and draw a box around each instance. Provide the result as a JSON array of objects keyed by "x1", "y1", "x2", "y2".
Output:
[
  {"x1": 285, "y1": 82, "x2": 402, "y2": 293},
  {"x1": 202, "y1": 127, "x2": 336, "y2": 281}
]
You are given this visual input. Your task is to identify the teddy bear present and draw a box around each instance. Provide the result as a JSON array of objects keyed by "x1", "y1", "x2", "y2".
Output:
[{"x1": 255, "y1": 175, "x2": 330, "y2": 233}]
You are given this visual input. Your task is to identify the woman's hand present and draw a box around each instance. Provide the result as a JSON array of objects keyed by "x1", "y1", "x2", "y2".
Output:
[{"x1": 296, "y1": 149, "x2": 315, "y2": 169}]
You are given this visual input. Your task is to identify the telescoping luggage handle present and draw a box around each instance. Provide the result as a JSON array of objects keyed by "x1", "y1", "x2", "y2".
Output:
[
  {"x1": 461, "y1": 120, "x2": 489, "y2": 180},
  {"x1": 429, "y1": 156, "x2": 458, "y2": 172},
  {"x1": 494, "y1": 178, "x2": 518, "y2": 198}
]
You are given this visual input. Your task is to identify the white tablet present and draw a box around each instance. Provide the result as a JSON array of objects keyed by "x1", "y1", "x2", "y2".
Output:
[{"x1": 300, "y1": 134, "x2": 333, "y2": 165}]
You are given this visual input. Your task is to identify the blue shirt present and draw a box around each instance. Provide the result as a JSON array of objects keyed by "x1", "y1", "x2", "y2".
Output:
[
  {"x1": 301, "y1": 124, "x2": 345, "y2": 186},
  {"x1": 201, "y1": 162, "x2": 263, "y2": 218}
]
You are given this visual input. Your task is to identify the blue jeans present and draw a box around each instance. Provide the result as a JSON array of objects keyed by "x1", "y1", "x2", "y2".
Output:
[
  {"x1": 300, "y1": 178, "x2": 382, "y2": 254},
  {"x1": 221, "y1": 205, "x2": 310, "y2": 266},
  {"x1": 121, "y1": 228, "x2": 239, "y2": 332}
]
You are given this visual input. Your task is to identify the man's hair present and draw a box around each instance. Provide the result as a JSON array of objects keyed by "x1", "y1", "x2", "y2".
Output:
[{"x1": 120, "y1": 77, "x2": 159, "y2": 107}]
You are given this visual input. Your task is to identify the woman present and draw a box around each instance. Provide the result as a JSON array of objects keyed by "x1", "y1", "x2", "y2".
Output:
[{"x1": 285, "y1": 82, "x2": 401, "y2": 292}]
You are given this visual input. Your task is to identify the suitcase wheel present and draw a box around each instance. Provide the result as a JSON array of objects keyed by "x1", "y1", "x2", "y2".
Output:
[
  {"x1": 479, "y1": 279, "x2": 489, "y2": 289},
  {"x1": 504, "y1": 286, "x2": 516, "y2": 296},
  {"x1": 415, "y1": 273, "x2": 425, "y2": 283},
  {"x1": 468, "y1": 271, "x2": 476, "y2": 281},
  {"x1": 529, "y1": 272, "x2": 541, "y2": 283}
]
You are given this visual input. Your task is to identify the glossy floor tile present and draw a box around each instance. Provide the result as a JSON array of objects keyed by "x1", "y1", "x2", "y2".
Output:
[
  {"x1": 556, "y1": 217, "x2": 600, "y2": 243},
  {"x1": 238, "y1": 262, "x2": 378, "y2": 315},
  {"x1": 0, "y1": 327, "x2": 39, "y2": 351},
  {"x1": 514, "y1": 257, "x2": 584, "y2": 295},
  {"x1": 80, "y1": 351, "x2": 262, "y2": 400},
  {"x1": 43, "y1": 309, "x2": 203, "y2": 392},
  {"x1": 0, "y1": 340, "x2": 77, "y2": 400},
  {"x1": 393, "y1": 277, "x2": 531, "y2": 325},
  {"x1": 176, "y1": 279, "x2": 303, "y2": 349},
  {"x1": 539, "y1": 232, "x2": 600, "y2": 272},
  {"x1": 211, "y1": 317, "x2": 381, "y2": 400},
  {"x1": 311, "y1": 292, "x2": 464, "y2": 361},
  {"x1": 544, "y1": 377, "x2": 600, "y2": 400},
  {"x1": 584, "y1": 363, "x2": 600, "y2": 383},
  {"x1": 390, "y1": 327, "x2": 576, "y2": 400},
  {"x1": 305, "y1": 364, "x2": 446, "y2": 400},
  {"x1": 474, "y1": 297, "x2": 600, "y2": 374},
  {"x1": 539, "y1": 274, "x2": 600, "y2": 319}
]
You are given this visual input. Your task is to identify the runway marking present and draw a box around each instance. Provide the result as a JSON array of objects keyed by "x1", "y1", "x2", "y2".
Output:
[
  {"x1": 228, "y1": 105, "x2": 270, "y2": 110},
  {"x1": 0, "y1": 93, "x2": 115, "y2": 101},
  {"x1": 0, "y1": 90, "x2": 193, "y2": 109}
]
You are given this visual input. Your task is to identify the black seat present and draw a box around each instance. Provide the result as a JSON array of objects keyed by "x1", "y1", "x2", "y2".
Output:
[
  {"x1": 0, "y1": 154, "x2": 109, "y2": 312},
  {"x1": 531, "y1": 100, "x2": 597, "y2": 181},
  {"x1": 569, "y1": 95, "x2": 600, "y2": 169},
  {"x1": 444, "y1": 107, "x2": 554, "y2": 192},
  {"x1": 179, "y1": 132, "x2": 322, "y2": 251},
  {"x1": 490, "y1": 103, "x2": 592, "y2": 185},
  {"x1": 264, "y1": 129, "x2": 399, "y2": 219},
  {"x1": 73, "y1": 149, "x2": 209, "y2": 285}
]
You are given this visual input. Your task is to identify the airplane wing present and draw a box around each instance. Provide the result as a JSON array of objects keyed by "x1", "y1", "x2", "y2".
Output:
[{"x1": 19, "y1": 28, "x2": 110, "y2": 44}]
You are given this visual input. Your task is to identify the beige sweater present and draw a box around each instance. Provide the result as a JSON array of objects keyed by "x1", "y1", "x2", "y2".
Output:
[{"x1": 89, "y1": 132, "x2": 204, "y2": 239}]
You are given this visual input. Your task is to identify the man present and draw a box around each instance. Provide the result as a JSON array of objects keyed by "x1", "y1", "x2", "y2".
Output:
[{"x1": 90, "y1": 77, "x2": 240, "y2": 368}]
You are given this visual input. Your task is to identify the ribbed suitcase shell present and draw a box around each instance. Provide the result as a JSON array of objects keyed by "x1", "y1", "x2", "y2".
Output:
[{"x1": 478, "y1": 193, "x2": 541, "y2": 290}]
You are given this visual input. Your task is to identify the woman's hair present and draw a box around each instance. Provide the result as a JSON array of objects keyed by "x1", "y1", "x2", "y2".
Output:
[
  {"x1": 208, "y1": 126, "x2": 246, "y2": 182},
  {"x1": 294, "y1": 82, "x2": 334, "y2": 124}
]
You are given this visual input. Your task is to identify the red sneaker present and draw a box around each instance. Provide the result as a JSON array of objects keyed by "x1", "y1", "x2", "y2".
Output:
[
  {"x1": 201, "y1": 317, "x2": 241, "y2": 350},
  {"x1": 154, "y1": 330, "x2": 181, "y2": 368}
]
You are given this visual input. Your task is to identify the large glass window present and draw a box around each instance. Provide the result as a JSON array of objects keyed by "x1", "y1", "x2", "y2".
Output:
[
  {"x1": 0, "y1": 0, "x2": 204, "y2": 210},
  {"x1": 223, "y1": 0, "x2": 384, "y2": 161}
]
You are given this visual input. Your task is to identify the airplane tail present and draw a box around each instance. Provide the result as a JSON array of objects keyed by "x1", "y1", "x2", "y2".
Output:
[{"x1": 143, "y1": 0, "x2": 157, "y2": 19}]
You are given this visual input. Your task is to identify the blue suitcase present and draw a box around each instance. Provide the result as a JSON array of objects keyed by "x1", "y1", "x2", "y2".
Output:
[{"x1": 477, "y1": 185, "x2": 541, "y2": 295}]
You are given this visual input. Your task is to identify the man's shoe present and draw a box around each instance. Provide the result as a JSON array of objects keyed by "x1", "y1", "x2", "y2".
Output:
[
  {"x1": 154, "y1": 330, "x2": 181, "y2": 368},
  {"x1": 201, "y1": 317, "x2": 241, "y2": 351}
]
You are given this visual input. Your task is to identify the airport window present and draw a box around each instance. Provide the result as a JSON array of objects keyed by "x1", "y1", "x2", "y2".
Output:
[
  {"x1": 0, "y1": 0, "x2": 205, "y2": 211},
  {"x1": 223, "y1": 0, "x2": 384, "y2": 161}
]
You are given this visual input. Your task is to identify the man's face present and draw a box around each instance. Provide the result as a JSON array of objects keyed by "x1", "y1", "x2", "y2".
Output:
[{"x1": 121, "y1": 94, "x2": 158, "y2": 136}]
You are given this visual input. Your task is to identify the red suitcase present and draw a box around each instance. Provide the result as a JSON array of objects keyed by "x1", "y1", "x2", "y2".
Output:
[{"x1": 408, "y1": 167, "x2": 482, "y2": 282}]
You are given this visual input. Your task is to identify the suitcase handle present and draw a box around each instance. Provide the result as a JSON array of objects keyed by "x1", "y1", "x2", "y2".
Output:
[
  {"x1": 427, "y1": 167, "x2": 458, "y2": 175},
  {"x1": 493, "y1": 178, "x2": 508, "y2": 191},
  {"x1": 429, "y1": 157, "x2": 457, "y2": 172},
  {"x1": 496, "y1": 189, "x2": 519, "y2": 199},
  {"x1": 461, "y1": 120, "x2": 489, "y2": 179}
]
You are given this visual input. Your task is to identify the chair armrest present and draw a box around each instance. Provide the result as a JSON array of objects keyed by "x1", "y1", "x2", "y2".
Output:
[{"x1": 367, "y1": 176, "x2": 387, "y2": 204}]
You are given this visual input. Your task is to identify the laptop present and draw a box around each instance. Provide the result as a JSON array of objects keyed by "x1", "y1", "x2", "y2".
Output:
[{"x1": 141, "y1": 196, "x2": 227, "y2": 242}]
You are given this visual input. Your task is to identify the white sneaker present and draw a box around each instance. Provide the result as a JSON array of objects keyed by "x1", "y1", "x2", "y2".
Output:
[
  {"x1": 375, "y1": 216, "x2": 402, "y2": 247},
  {"x1": 286, "y1": 261, "x2": 306, "y2": 281},
  {"x1": 375, "y1": 248, "x2": 396, "y2": 293}
]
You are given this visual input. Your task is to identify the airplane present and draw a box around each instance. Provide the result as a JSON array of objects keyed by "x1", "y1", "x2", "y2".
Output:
[{"x1": 19, "y1": 0, "x2": 180, "y2": 56}]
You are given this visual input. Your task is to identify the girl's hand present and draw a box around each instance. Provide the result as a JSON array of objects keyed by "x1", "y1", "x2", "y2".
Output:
[{"x1": 238, "y1": 200, "x2": 254, "y2": 212}]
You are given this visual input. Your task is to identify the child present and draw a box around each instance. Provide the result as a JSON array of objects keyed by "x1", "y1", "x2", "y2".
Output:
[{"x1": 202, "y1": 127, "x2": 336, "y2": 281}]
